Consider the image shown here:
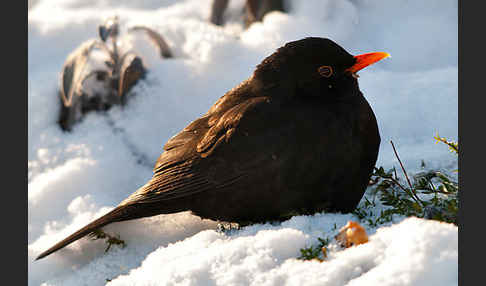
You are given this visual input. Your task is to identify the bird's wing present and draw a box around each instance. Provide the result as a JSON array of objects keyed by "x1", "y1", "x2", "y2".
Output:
[
  {"x1": 196, "y1": 96, "x2": 272, "y2": 157},
  {"x1": 120, "y1": 96, "x2": 278, "y2": 206}
]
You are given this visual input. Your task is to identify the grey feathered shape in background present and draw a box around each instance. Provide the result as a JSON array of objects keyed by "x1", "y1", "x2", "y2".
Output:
[{"x1": 59, "y1": 16, "x2": 172, "y2": 131}]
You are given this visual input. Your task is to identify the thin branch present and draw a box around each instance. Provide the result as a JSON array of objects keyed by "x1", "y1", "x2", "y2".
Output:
[
  {"x1": 390, "y1": 140, "x2": 424, "y2": 205},
  {"x1": 387, "y1": 177, "x2": 422, "y2": 205}
]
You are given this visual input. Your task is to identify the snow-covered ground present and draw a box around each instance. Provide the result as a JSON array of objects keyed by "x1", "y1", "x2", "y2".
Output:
[{"x1": 28, "y1": 0, "x2": 458, "y2": 285}]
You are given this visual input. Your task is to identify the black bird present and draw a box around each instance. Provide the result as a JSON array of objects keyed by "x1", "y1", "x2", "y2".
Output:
[{"x1": 36, "y1": 37, "x2": 389, "y2": 260}]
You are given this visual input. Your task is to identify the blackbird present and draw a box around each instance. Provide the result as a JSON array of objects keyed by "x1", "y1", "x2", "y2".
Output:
[{"x1": 36, "y1": 37, "x2": 389, "y2": 260}]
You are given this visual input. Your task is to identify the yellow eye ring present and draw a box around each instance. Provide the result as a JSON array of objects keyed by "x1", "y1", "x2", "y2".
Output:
[{"x1": 318, "y1": 65, "x2": 333, "y2": 78}]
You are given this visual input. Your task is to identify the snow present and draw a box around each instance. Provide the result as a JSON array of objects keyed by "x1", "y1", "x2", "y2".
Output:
[
  {"x1": 106, "y1": 218, "x2": 458, "y2": 286},
  {"x1": 28, "y1": 0, "x2": 457, "y2": 285}
]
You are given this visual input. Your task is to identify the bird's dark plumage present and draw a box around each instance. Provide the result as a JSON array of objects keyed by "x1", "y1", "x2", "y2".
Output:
[{"x1": 36, "y1": 37, "x2": 383, "y2": 260}]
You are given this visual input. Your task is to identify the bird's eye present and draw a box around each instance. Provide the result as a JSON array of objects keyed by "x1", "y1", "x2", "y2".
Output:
[{"x1": 318, "y1": 65, "x2": 333, "y2": 78}]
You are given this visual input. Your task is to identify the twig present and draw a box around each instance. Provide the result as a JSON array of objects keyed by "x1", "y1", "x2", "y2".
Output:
[
  {"x1": 390, "y1": 140, "x2": 424, "y2": 205},
  {"x1": 387, "y1": 176, "x2": 422, "y2": 205}
]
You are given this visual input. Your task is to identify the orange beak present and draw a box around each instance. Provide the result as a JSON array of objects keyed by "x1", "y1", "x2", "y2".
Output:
[{"x1": 346, "y1": 52, "x2": 391, "y2": 73}]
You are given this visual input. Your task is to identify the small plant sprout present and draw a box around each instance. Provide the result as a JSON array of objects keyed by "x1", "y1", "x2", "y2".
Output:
[
  {"x1": 58, "y1": 16, "x2": 173, "y2": 131},
  {"x1": 298, "y1": 236, "x2": 330, "y2": 261},
  {"x1": 434, "y1": 132, "x2": 458, "y2": 154},
  {"x1": 88, "y1": 229, "x2": 126, "y2": 253},
  {"x1": 356, "y1": 137, "x2": 458, "y2": 226}
]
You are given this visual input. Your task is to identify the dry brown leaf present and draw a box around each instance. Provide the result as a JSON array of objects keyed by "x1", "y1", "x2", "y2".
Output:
[{"x1": 335, "y1": 221, "x2": 369, "y2": 248}]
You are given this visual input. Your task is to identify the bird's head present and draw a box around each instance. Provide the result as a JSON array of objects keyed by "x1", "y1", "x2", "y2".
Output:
[{"x1": 253, "y1": 37, "x2": 390, "y2": 98}]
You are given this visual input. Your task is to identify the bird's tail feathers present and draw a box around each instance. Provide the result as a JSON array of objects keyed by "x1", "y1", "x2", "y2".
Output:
[{"x1": 35, "y1": 206, "x2": 126, "y2": 261}]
